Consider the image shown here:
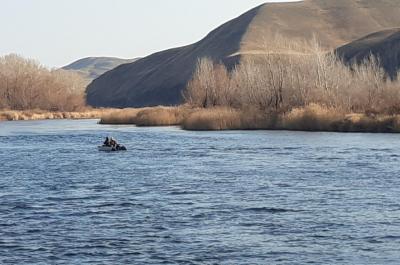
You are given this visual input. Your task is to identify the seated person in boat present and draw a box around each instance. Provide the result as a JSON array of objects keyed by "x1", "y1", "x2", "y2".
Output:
[
  {"x1": 103, "y1": 137, "x2": 111, "y2": 147},
  {"x1": 110, "y1": 137, "x2": 118, "y2": 148}
]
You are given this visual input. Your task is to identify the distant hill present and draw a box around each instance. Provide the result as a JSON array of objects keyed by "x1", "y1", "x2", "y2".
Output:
[
  {"x1": 336, "y1": 28, "x2": 400, "y2": 79},
  {"x1": 63, "y1": 57, "x2": 138, "y2": 82},
  {"x1": 86, "y1": 0, "x2": 400, "y2": 108}
]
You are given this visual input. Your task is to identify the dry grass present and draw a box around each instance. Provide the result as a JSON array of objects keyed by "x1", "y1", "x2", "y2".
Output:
[
  {"x1": 279, "y1": 104, "x2": 345, "y2": 131},
  {"x1": 100, "y1": 106, "x2": 271, "y2": 130},
  {"x1": 135, "y1": 106, "x2": 193, "y2": 126},
  {"x1": 99, "y1": 108, "x2": 144, "y2": 124},
  {"x1": 0, "y1": 108, "x2": 116, "y2": 122},
  {"x1": 182, "y1": 107, "x2": 272, "y2": 131},
  {"x1": 7, "y1": 105, "x2": 400, "y2": 134},
  {"x1": 335, "y1": 114, "x2": 400, "y2": 133},
  {"x1": 180, "y1": 104, "x2": 400, "y2": 133},
  {"x1": 278, "y1": 104, "x2": 400, "y2": 133},
  {"x1": 99, "y1": 106, "x2": 194, "y2": 126},
  {"x1": 182, "y1": 108, "x2": 243, "y2": 130}
]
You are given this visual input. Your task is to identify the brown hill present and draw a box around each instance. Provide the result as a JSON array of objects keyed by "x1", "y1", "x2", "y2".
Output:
[
  {"x1": 87, "y1": 0, "x2": 400, "y2": 108},
  {"x1": 62, "y1": 57, "x2": 138, "y2": 82},
  {"x1": 336, "y1": 28, "x2": 400, "y2": 79}
]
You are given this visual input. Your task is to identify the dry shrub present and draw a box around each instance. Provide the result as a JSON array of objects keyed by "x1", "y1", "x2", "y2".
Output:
[
  {"x1": 0, "y1": 111, "x2": 20, "y2": 121},
  {"x1": 0, "y1": 109, "x2": 115, "y2": 122},
  {"x1": 182, "y1": 107, "x2": 272, "y2": 131},
  {"x1": 278, "y1": 104, "x2": 400, "y2": 133},
  {"x1": 135, "y1": 107, "x2": 191, "y2": 126},
  {"x1": 99, "y1": 108, "x2": 143, "y2": 124},
  {"x1": 182, "y1": 108, "x2": 242, "y2": 130},
  {"x1": 279, "y1": 104, "x2": 345, "y2": 131},
  {"x1": 240, "y1": 108, "x2": 276, "y2": 130},
  {"x1": 184, "y1": 36, "x2": 400, "y2": 118},
  {"x1": 338, "y1": 114, "x2": 400, "y2": 133},
  {"x1": 99, "y1": 106, "x2": 194, "y2": 126},
  {"x1": 182, "y1": 39, "x2": 400, "y2": 132},
  {"x1": 0, "y1": 54, "x2": 86, "y2": 111}
]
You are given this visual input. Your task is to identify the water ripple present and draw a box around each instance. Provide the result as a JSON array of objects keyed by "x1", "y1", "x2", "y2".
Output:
[{"x1": 0, "y1": 120, "x2": 400, "y2": 264}]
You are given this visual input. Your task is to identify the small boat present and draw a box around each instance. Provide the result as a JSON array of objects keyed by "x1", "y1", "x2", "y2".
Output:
[{"x1": 98, "y1": 145, "x2": 127, "y2": 152}]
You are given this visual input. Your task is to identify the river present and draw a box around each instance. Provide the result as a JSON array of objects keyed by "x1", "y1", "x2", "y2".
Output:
[{"x1": 0, "y1": 119, "x2": 399, "y2": 264}]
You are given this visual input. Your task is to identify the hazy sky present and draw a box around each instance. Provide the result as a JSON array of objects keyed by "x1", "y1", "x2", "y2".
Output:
[{"x1": 0, "y1": 0, "x2": 296, "y2": 67}]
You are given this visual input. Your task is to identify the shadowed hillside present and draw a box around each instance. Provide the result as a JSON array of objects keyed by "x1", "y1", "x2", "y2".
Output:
[
  {"x1": 63, "y1": 57, "x2": 137, "y2": 82},
  {"x1": 86, "y1": 5, "x2": 262, "y2": 108},
  {"x1": 336, "y1": 28, "x2": 400, "y2": 79},
  {"x1": 87, "y1": 0, "x2": 400, "y2": 108}
]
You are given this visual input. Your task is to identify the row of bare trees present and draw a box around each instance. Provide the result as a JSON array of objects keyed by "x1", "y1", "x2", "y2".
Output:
[
  {"x1": 184, "y1": 38, "x2": 400, "y2": 115},
  {"x1": 0, "y1": 54, "x2": 86, "y2": 111}
]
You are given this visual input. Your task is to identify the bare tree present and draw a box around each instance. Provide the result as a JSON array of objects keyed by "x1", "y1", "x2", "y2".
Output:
[
  {"x1": 0, "y1": 54, "x2": 86, "y2": 111},
  {"x1": 184, "y1": 34, "x2": 400, "y2": 116}
]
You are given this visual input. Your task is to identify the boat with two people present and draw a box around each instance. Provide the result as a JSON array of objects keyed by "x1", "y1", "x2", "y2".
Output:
[{"x1": 98, "y1": 137, "x2": 127, "y2": 152}]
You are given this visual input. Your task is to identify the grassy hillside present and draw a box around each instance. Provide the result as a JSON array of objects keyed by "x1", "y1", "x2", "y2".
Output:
[
  {"x1": 63, "y1": 57, "x2": 137, "y2": 82},
  {"x1": 86, "y1": 0, "x2": 400, "y2": 108},
  {"x1": 242, "y1": 0, "x2": 400, "y2": 53},
  {"x1": 336, "y1": 28, "x2": 400, "y2": 79}
]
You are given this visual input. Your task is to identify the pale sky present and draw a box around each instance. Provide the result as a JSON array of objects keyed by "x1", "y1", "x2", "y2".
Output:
[{"x1": 0, "y1": 0, "x2": 297, "y2": 67}]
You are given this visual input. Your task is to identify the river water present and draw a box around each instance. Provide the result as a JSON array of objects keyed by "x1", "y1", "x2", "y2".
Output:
[{"x1": 0, "y1": 119, "x2": 399, "y2": 264}]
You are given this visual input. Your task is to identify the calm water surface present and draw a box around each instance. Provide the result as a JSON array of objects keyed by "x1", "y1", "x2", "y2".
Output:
[{"x1": 0, "y1": 119, "x2": 399, "y2": 264}]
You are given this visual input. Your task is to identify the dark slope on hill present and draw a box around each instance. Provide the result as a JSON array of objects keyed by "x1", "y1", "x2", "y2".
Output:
[
  {"x1": 63, "y1": 57, "x2": 137, "y2": 81},
  {"x1": 87, "y1": 0, "x2": 400, "y2": 108},
  {"x1": 86, "y1": 5, "x2": 261, "y2": 108},
  {"x1": 336, "y1": 28, "x2": 400, "y2": 79}
]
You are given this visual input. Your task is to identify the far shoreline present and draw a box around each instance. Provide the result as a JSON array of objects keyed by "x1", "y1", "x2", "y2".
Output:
[
  {"x1": 2, "y1": 106, "x2": 400, "y2": 134},
  {"x1": 0, "y1": 109, "x2": 115, "y2": 122},
  {"x1": 3, "y1": 105, "x2": 400, "y2": 134}
]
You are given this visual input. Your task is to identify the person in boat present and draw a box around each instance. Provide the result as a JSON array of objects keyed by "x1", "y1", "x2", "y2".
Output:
[
  {"x1": 103, "y1": 137, "x2": 111, "y2": 147},
  {"x1": 110, "y1": 137, "x2": 118, "y2": 148}
]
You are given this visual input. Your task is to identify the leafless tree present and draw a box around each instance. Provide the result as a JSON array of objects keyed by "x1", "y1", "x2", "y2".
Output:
[
  {"x1": 0, "y1": 54, "x2": 86, "y2": 111},
  {"x1": 184, "y1": 35, "x2": 400, "y2": 115}
]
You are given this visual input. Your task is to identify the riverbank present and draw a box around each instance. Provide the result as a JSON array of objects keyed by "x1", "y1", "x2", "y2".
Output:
[
  {"x1": 0, "y1": 109, "x2": 117, "y2": 122},
  {"x1": 3, "y1": 106, "x2": 400, "y2": 133},
  {"x1": 99, "y1": 105, "x2": 400, "y2": 133}
]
